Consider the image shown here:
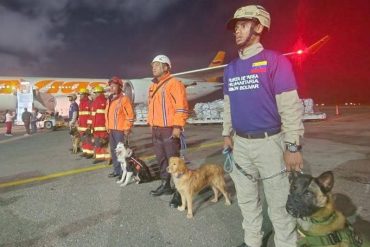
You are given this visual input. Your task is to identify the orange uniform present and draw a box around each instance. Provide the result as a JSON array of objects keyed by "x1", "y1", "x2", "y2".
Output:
[
  {"x1": 105, "y1": 94, "x2": 135, "y2": 131},
  {"x1": 147, "y1": 73, "x2": 189, "y2": 127},
  {"x1": 89, "y1": 94, "x2": 111, "y2": 161},
  {"x1": 78, "y1": 95, "x2": 94, "y2": 155}
]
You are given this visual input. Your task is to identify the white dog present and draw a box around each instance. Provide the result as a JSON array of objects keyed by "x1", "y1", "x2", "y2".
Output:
[{"x1": 115, "y1": 142, "x2": 134, "y2": 187}]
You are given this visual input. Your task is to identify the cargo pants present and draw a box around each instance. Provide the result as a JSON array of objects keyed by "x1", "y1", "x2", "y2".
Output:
[
  {"x1": 230, "y1": 132, "x2": 297, "y2": 247},
  {"x1": 152, "y1": 127, "x2": 180, "y2": 180}
]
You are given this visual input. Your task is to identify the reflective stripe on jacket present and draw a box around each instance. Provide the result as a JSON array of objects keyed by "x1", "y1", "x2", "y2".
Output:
[
  {"x1": 90, "y1": 94, "x2": 107, "y2": 132},
  {"x1": 105, "y1": 94, "x2": 134, "y2": 131},
  {"x1": 147, "y1": 72, "x2": 189, "y2": 127},
  {"x1": 78, "y1": 96, "x2": 91, "y2": 132}
]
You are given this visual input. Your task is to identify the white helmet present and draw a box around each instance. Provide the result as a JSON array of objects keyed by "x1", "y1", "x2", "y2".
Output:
[
  {"x1": 152, "y1": 55, "x2": 171, "y2": 69},
  {"x1": 227, "y1": 5, "x2": 271, "y2": 30}
]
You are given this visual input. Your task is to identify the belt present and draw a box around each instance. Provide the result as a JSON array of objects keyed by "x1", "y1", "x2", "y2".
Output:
[
  {"x1": 236, "y1": 129, "x2": 281, "y2": 139},
  {"x1": 152, "y1": 126, "x2": 173, "y2": 129}
]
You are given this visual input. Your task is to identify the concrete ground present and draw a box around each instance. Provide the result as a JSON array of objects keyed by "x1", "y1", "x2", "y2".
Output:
[{"x1": 0, "y1": 105, "x2": 369, "y2": 247}]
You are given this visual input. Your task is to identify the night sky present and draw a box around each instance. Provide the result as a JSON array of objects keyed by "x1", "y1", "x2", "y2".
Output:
[{"x1": 0, "y1": 0, "x2": 369, "y2": 104}]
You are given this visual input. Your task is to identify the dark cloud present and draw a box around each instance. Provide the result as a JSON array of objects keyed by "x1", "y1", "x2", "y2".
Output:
[{"x1": 0, "y1": 0, "x2": 369, "y2": 103}]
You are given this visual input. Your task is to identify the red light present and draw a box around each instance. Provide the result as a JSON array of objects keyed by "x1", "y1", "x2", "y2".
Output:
[{"x1": 297, "y1": 49, "x2": 304, "y2": 55}]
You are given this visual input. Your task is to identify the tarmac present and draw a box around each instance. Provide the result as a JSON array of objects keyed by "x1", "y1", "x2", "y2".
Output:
[{"x1": 0, "y1": 105, "x2": 369, "y2": 247}]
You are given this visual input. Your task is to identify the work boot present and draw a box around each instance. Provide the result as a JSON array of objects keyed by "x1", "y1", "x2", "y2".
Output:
[
  {"x1": 92, "y1": 159, "x2": 103, "y2": 164},
  {"x1": 80, "y1": 153, "x2": 87, "y2": 158},
  {"x1": 150, "y1": 178, "x2": 173, "y2": 196},
  {"x1": 169, "y1": 190, "x2": 182, "y2": 208},
  {"x1": 85, "y1": 154, "x2": 94, "y2": 159}
]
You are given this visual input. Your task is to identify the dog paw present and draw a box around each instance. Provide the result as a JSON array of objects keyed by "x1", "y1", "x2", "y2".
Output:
[
  {"x1": 225, "y1": 200, "x2": 231, "y2": 206},
  {"x1": 187, "y1": 213, "x2": 193, "y2": 219},
  {"x1": 211, "y1": 198, "x2": 218, "y2": 203},
  {"x1": 116, "y1": 181, "x2": 123, "y2": 184},
  {"x1": 120, "y1": 183, "x2": 127, "y2": 187},
  {"x1": 177, "y1": 206, "x2": 185, "y2": 212}
]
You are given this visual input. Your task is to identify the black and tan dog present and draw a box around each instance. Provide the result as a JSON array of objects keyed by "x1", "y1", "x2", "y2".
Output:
[
  {"x1": 69, "y1": 126, "x2": 81, "y2": 154},
  {"x1": 286, "y1": 171, "x2": 363, "y2": 246}
]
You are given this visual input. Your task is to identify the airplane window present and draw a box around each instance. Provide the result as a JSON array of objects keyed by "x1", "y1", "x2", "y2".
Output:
[{"x1": 123, "y1": 80, "x2": 135, "y2": 103}]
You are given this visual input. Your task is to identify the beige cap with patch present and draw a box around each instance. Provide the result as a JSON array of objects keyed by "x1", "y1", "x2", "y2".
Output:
[{"x1": 227, "y1": 5, "x2": 271, "y2": 30}]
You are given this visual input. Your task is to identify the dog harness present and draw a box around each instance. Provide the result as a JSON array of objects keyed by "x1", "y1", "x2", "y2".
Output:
[{"x1": 297, "y1": 217, "x2": 363, "y2": 246}]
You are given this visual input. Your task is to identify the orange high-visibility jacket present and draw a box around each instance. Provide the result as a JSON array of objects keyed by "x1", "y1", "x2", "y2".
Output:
[
  {"x1": 105, "y1": 94, "x2": 134, "y2": 131},
  {"x1": 147, "y1": 72, "x2": 189, "y2": 127},
  {"x1": 77, "y1": 96, "x2": 91, "y2": 132},
  {"x1": 89, "y1": 94, "x2": 108, "y2": 132}
]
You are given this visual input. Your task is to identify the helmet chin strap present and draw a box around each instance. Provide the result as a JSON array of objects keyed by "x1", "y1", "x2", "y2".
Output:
[{"x1": 238, "y1": 21, "x2": 260, "y2": 50}]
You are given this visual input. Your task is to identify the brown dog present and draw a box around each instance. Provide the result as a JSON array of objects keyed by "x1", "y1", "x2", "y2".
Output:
[
  {"x1": 70, "y1": 127, "x2": 81, "y2": 154},
  {"x1": 286, "y1": 171, "x2": 363, "y2": 246},
  {"x1": 168, "y1": 157, "x2": 231, "y2": 219}
]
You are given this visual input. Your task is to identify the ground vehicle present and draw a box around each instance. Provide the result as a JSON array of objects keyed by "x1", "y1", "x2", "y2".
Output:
[{"x1": 36, "y1": 115, "x2": 65, "y2": 130}]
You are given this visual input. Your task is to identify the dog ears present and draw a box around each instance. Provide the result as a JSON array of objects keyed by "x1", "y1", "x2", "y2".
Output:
[
  {"x1": 127, "y1": 148, "x2": 133, "y2": 157},
  {"x1": 315, "y1": 171, "x2": 334, "y2": 194}
]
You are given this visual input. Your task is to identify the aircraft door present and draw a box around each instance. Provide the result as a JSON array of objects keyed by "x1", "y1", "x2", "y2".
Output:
[{"x1": 123, "y1": 80, "x2": 135, "y2": 103}]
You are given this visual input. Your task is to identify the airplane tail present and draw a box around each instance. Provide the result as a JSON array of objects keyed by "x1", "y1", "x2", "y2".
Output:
[
  {"x1": 208, "y1": 51, "x2": 226, "y2": 67},
  {"x1": 207, "y1": 51, "x2": 225, "y2": 82}
]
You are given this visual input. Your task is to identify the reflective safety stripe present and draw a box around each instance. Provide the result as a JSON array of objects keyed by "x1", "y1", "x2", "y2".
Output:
[
  {"x1": 91, "y1": 112, "x2": 96, "y2": 116},
  {"x1": 82, "y1": 149, "x2": 94, "y2": 154},
  {"x1": 78, "y1": 127, "x2": 88, "y2": 131},
  {"x1": 128, "y1": 119, "x2": 135, "y2": 122},
  {"x1": 176, "y1": 109, "x2": 188, "y2": 113},
  {"x1": 87, "y1": 120, "x2": 92, "y2": 124},
  {"x1": 95, "y1": 153, "x2": 111, "y2": 159},
  {"x1": 79, "y1": 111, "x2": 90, "y2": 115},
  {"x1": 94, "y1": 126, "x2": 106, "y2": 131},
  {"x1": 96, "y1": 109, "x2": 106, "y2": 114}
]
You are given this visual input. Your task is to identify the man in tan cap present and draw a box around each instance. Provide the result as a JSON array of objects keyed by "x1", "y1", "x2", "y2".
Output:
[{"x1": 223, "y1": 5, "x2": 304, "y2": 247}]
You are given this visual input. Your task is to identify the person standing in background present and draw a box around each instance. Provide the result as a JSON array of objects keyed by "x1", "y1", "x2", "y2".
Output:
[
  {"x1": 30, "y1": 108, "x2": 39, "y2": 134},
  {"x1": 21, "y1": 108, "x2": 32, "y2": 136},
  {"x1": 4, "y1": 110, "x2": 16, "y2": 136}
]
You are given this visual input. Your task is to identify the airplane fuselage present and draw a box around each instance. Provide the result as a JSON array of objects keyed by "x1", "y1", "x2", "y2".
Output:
[{"x1": 0, "y1": 77, "x2": 222, "y2": 116}]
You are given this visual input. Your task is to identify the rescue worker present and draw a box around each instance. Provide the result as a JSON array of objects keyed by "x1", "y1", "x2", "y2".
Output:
[
  {"x1": 148, "y1": 55, "x2": 189, "y2": 209},
  {"x1": 77, "y1": 88, "x2": 94, "y2": 158},
  {"x1": 105, "y1": 76, "x2": 135, "y2": 178},
  {"x1": 223, "y1": 5, "x2": 304, "y2": 247},
  {"x1": 67, "y1": 93, "x2": 79, "y2": 152},
  {"x1": 67, "y1": 93, "x2": 79, "y2": 128},
  {"x1": 89, "y1": 85, "x2": 111, "y2": 164}
]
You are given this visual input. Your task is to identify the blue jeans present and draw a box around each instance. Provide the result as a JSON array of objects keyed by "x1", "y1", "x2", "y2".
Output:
[{"x1": 109, "y1": 130, "x2": 126, "y2": 175}]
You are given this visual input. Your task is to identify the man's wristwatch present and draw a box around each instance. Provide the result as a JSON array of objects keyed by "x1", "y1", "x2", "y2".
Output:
[{"x1": 285, "y1": 142, "x2": 302, "y2": 153}]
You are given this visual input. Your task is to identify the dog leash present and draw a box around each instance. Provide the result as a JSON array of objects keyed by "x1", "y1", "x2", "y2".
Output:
[
  {"x1": 222, "y1": 148, "x2": 288, "y2": 182},
  {"x1": 179, "y1": 132, "x2": 187, "y2": 159}
]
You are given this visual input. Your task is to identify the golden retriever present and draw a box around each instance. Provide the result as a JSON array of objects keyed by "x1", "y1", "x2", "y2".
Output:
[{"x1": 168, "y1": 157, "x2": 231, "y2": 219}]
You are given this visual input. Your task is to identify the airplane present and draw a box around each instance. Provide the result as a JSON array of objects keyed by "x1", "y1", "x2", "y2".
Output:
[
  {"x1": 0, "y1": 35, "x2": 329, "y2": 120},
  {"x1": 0, "y1": 51, "x2": 226, "y2": 118}
]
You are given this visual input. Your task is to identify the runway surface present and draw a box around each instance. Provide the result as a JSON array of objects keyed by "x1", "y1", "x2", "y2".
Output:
[{"x1": 1, "y1": 105, "x2": 369, "y2": 247}]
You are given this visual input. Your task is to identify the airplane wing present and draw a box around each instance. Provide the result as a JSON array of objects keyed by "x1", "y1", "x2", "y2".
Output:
[{"x1": 173, "y1": 64, "x2": 226, "y2": 81}]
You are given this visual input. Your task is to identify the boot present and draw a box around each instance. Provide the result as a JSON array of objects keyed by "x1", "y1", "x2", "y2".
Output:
[
  {"x1": 85, "y1": 154, "x2": 94, "y2": 159},
  {"x1": 80, "y1": 153, "x2": 87, "y2": 158},
  {"x1": 169, "y1": 190, "x2": 182, "y2": 208},
  {"x1": 150, "y1": 178, "x2": 173, "y2": 196}
]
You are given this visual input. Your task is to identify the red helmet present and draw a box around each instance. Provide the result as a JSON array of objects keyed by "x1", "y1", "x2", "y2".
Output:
[{"x1": 108, "y1": 76, "x2": 123, "y2": 87}]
